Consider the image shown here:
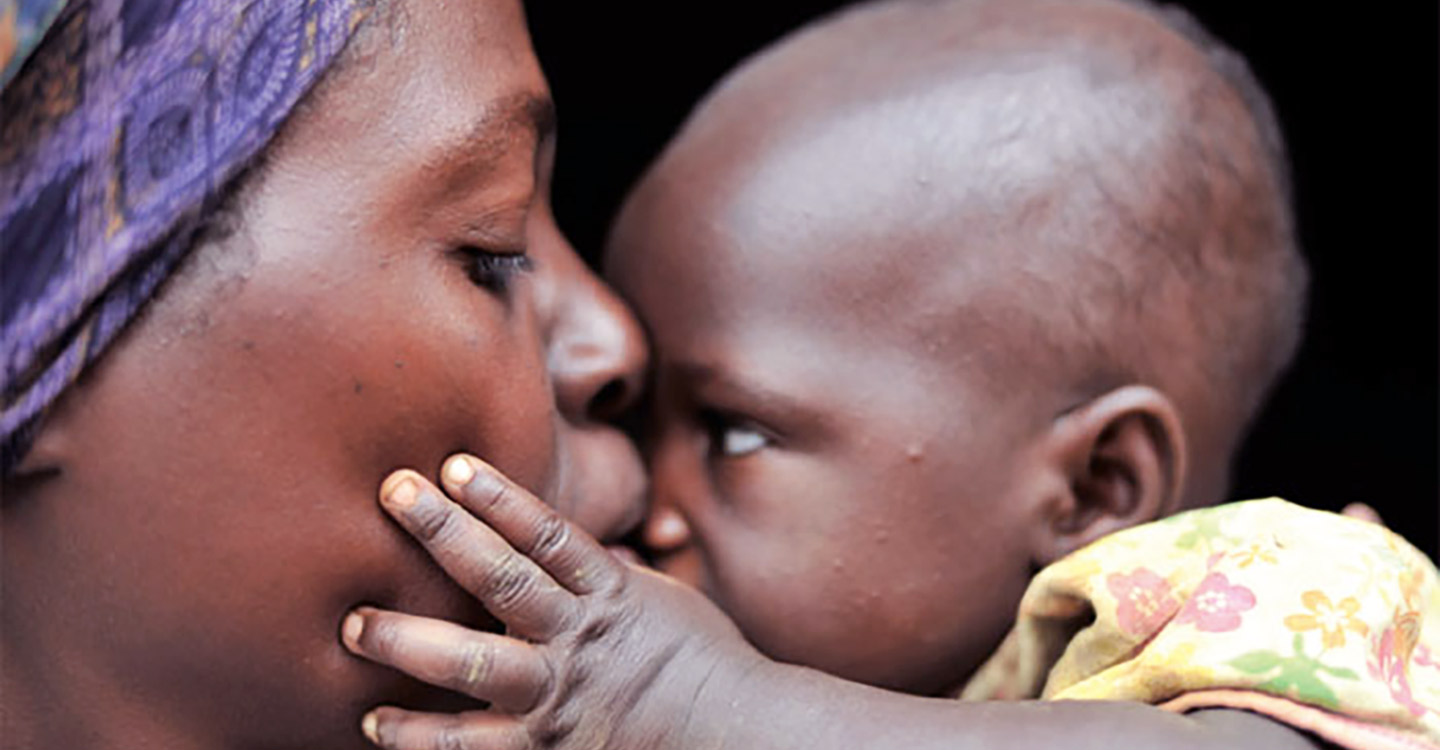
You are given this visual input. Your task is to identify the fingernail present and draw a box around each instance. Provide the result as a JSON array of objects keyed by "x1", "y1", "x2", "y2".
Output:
[
  {"x1": 341, "y1": 611, "x2": 365, "y2": 650},
  {"x1": 362, "y1": 711, "x2": 380, "y2": 744},
  {"x1": 383, "y1": 476, "x2": 417, "y2": 509},
  {"x1": 444, "y1": 454, "x2": 476, "y2": 486}
]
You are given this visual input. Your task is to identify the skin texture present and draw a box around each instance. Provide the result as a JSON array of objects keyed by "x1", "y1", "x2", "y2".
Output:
[{"x1": 0, "y1": 1, "x2": 646, "y2": 748}]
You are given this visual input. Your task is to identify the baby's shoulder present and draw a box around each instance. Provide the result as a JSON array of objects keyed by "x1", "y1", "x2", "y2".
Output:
[
  {"x1": 1087, "y1": 498, "x2": 1431, "y2": 579},
  {"x1": 1028, "y1": 498, "x2": 1440, "y2": 746},
  {"x1": 1035, "y1": 497, "x2": 1439, "y2": 666}
]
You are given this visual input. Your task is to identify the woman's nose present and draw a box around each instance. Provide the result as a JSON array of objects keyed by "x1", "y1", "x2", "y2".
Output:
[
  {"x1": 526, "y1": 216, "x2": 651, "y2": 542},
  {"x1": 544, "y1": 248, "x2": 648, "y2": 425}
]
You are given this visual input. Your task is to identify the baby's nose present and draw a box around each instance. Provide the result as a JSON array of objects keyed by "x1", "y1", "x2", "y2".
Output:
[{"x1": 642, "y1": 504, "x2": 692, "y2": 552}]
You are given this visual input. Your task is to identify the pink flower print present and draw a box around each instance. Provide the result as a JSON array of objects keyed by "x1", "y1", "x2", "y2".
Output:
[
  {"x1": 1368, "y1": 622, "x2": 1431, "y2": 718},
  {"x1": 1416, "y1": 645, "x2": 1440, "y2": 673},
  {"x1": 1107, "y1": 568, "x2": 1180, "y2": 635},
  {"x1": 1176, "y1": 572, "x2": 1257, "y2": 633}
]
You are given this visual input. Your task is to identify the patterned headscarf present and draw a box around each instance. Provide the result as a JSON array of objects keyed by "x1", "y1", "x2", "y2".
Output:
[{"x1": 0, "y1": 0, "x2": 372, "y2": 474}]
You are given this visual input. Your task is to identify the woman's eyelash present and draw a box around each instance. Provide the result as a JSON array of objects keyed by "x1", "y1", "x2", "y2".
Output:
[{"x1": 461, "y1": 248, "x2": 533, "y2": 294}]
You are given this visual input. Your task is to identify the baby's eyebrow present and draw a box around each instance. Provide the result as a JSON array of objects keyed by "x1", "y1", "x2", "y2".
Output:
[{"x1": 675, "y1": 361, "x2": 823, "y2": 429}]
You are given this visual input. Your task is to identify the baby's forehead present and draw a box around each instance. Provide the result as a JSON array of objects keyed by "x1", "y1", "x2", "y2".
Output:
[
  {"x1": 619, "y1": 135, "x2": 1062, "y2": 381},
  {"x1": 669, "y1": 50, "x2": 1191, "y2": 259},
  {"x1": 654, "y1": 82, "x2": 1144, "y2": 288},
  {"x1": 616, "y1": 115, "x2": 1172, "y2": 415}
]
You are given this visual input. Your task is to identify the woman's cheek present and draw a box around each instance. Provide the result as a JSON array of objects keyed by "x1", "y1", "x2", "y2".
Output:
[{"x1": 447, "y1": 323, "x2": 559, "y2": 496}]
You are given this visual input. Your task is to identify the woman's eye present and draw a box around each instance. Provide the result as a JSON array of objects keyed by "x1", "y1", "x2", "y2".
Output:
[{"x1": 462, "y1": 247, "x2": 533, "y2": 294}]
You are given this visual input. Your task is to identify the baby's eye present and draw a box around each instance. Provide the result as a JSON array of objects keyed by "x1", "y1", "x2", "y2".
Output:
[
  {"x1": 460, "y1": 247, "x2": 533, "y2": 295},
  {"x1": 702, "y1": 409, "x2": 771, "y2": 458},
  {"x1": 720, "y1": 425, "x2": 769, "y2": 457}
]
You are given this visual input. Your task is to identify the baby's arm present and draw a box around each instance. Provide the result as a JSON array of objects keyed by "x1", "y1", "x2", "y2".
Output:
[{"x1": 342, "y1": 455, "x2": 1329, "y2": 750}]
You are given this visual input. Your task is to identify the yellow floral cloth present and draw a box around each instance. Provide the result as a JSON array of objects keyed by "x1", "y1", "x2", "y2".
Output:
[{"x1": 961, "y1": 499, "x2": 1440, "y2": 750}]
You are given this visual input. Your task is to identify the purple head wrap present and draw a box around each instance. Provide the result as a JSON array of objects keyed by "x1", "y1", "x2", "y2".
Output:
[{"x1": 0, "y1": 0, "x2": 372, "y2": 474}]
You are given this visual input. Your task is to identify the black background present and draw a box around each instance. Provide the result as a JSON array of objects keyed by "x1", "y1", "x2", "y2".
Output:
[{"x1": 526, "y1": 2, "x2": 1439, "y2": 557}]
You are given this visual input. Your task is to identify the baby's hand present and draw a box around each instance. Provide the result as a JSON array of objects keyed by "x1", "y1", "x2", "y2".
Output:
[{"x1": 343, "y1": 454, "x2": 763, "y2": 750}]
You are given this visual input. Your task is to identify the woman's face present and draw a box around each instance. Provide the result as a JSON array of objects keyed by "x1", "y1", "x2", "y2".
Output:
[{"x1": 1, "y1": 1, "x2": 645, "y2": 748}]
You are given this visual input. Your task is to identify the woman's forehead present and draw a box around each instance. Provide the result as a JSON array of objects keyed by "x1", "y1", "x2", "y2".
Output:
[{"x1": 276, "y1": 0, "x2": 550, "y2": 195}]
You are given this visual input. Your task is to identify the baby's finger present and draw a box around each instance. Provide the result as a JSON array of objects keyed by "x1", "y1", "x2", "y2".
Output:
[
  {"x1": 379, "y1": 470, "x2": 576, "y2": 640},
  {"x1": 343, "y1": 607, "x2": 551, "y2": 712},
  {"x1": 442, "y1": 454, "x2": 625, "y2": 596},
  {"x1": 362, "y1": 706, "x2": 525, "y2": 750}
]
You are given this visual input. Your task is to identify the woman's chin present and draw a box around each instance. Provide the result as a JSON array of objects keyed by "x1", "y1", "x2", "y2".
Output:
[{"x1": 342, "y1": 583, "x2": 500, "y2": 711}]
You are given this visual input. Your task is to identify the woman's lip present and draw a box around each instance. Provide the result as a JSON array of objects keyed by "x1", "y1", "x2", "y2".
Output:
[{"x1": 606, "y1": 545, "x2": 645, "y2": 567}]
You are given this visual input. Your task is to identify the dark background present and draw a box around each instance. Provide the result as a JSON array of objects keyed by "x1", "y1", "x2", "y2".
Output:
[{"x1": 526, "y1": 2, "x2": 1440, "y2": 557}]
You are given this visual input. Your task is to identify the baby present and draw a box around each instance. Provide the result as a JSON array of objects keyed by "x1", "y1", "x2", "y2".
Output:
[{"x1": 343, "y1": 0, "x2": 1440, "y2": 748}]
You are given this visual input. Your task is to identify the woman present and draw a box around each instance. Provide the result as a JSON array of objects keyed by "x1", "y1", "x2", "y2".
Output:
[{"x1": 0, "y1": 1, "x2": 647, "y2": 747}]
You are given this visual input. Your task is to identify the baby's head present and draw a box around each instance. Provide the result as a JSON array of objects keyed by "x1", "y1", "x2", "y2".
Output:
[{"x1": 606, "y1": 0, "x2": 1305, "y2": 697}]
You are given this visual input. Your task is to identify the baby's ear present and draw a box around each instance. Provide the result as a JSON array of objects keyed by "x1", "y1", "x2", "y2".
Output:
[{"x1": 1031, "y1": 385, "x2": 1187, "y2": 565}]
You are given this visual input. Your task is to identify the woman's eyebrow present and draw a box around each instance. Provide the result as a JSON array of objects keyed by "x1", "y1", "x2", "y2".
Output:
[
  {"x1": 508, "y1": 92, "x2": 557, "y2": 144},
  {"x1": 424, "y1": 91, "x2": 557, "y2": 177}
]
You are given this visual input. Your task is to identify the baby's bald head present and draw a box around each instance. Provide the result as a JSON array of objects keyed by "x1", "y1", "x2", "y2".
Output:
[
  {"x1": 620, "y1": 0, "x2": 1305, "y2": 507},
  {"x1": 610, "y1": 0, "x2": 1307, "y2": 686}
]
